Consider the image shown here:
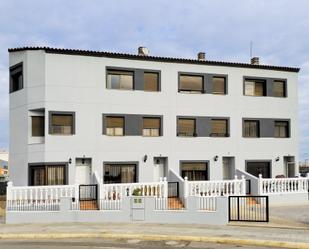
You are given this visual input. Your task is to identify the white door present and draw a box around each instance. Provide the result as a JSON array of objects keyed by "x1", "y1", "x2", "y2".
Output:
[
  {"x1": 153, "y1": 158, "x2": 165, "y2": 181},
  {"x1": 75, "y1": 159, "x2": 91, "y2": 185}
]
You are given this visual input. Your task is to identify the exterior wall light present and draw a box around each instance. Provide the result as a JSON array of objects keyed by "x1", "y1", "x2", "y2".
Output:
[
  {"x1": 82, "y1": 155, "x2": 86, "y2": 164},
  {"x1": 214, "y1": 155, "x2": 219, "y2": 161},
  {"x1": 68, "y1": 158, "x2": 72, "y2": 164},
  {"x1": 275, "y1": 157, "x2": 280, "y2": 162},
  {"x1": 143, "y1": 155, "x2": 148, "y2": 162}
]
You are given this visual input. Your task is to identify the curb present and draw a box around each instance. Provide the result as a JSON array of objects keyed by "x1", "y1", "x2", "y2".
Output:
[{"x1": 0, "y1": 233, "x2": 308, "y2": 249}]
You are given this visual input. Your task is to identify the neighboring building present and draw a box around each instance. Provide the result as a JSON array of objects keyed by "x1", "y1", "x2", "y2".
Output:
[
  {"x1": 0, "y1": 150, "x2": 9, "y2": 180},
  {"x1": 8, "y1": 47, "x2": 299, "y2": 187}
]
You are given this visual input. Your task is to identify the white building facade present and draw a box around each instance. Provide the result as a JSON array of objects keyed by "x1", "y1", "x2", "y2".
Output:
[{"x1": 9, "y1": 47, "x2": 299, "y2": 187}]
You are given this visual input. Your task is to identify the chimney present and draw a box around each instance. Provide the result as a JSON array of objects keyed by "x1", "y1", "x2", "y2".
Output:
[
  {"x1": 138, "y1": 47, "x2": 149, "y2": 56},
  {"x1": 197, "y1": 52, "x2": 206, "y2": 61},
  {"x1": 251, "y1": 57, "x2": 260, "y2": 65}
]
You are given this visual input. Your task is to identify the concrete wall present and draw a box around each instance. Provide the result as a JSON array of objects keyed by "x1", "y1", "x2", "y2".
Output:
[
  {"x1": 9, "y1": 49, "x2": 299, "y2": 185},
  {"x1": 267, "y1": 193, "x2": 308, "y2": 206},
  {"x1": 6, "y1": 196, "x2": 228, "y2": 225}
]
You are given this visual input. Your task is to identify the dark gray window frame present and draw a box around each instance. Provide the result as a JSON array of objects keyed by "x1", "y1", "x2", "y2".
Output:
[
  {"x1": 179, "y1": 160, "x2": 210, "y2": 181},
  {"x1": 9, "y1": 62, "x2": 23, "y2": 93},
  {"x1": 102, "y1": 114, "x2": 163, "y2": 136},
  {"x1": 245, "y1": 160, "x2": 272, "y2": 178},
  {"x1": 48, "y1": 111, "x2": 76, "y2": 135},
  {"x1": 243, "y1": 119, "x2": 260, "y2": 138},
  {"x1": 28, "y1": 162, "x2": 69, "y2": 186},
  {"x1": 177, "y1": 117, "x2": 197, "y2": 137},
  {"x1": 243, "y1": 76, "x2": 288, "y2": 98},
  {"x1": 103, "y1": 161, "x2": 139, "y2": 183},
  {"x1": 106, "y1": 66, "x2": 161, "y2": 92},
  {"x1": 178, "y1": 72, "x2": 228, "y2": 95},
  {"x1": 177, "y1": 116, "x2": 230, "y2": 137},
  {"x1": 274, "y1": 119, "x2": 290, "y2": 138},
  {"x1": 104, "y1": 115, "x2": 126, "y2": 136},
  {"x1": 210, "y1": 117, "x2": 230, "y2": 137}
]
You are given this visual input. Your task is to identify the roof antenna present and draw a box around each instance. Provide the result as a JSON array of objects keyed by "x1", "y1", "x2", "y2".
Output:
[{"x1": 250, "y1": 41, "x2": 253, "y2": 58}]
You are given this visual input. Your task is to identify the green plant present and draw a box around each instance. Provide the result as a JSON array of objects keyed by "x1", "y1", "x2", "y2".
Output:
[{"x1": 132, "y1": 188, "x2": 142, "y2": 196}]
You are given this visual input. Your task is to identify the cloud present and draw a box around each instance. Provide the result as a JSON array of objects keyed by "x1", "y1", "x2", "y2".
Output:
[{"x1": 0, "y1": 0, "x2": 308, "y2": 159}]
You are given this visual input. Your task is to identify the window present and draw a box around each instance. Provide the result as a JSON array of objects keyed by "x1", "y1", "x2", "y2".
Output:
[
  {"x1": 273, "y1": 80, "x2": 286, "y2": 97},
  {"x1": 246, "y1": 161, "x2": 271, "y2": 178},
  {"x1": 177, "y1": 118, "x2": 196, "y2": 137},
  {"x1": 32, "y1": 116, "x2": 45, "y2": 137},
  {"x1": 50, "y1": 113, "x2": 74, "y2": 135},
  {"x1": 9, "y1": 63, "x2": 23, "y2": 93},
  {"x1": 29, "y1": 165, "x2": 66, "y2": 186},
  {"x1": 107, "y1": 70, "x2": 133, "y2": 90},
  {"x1": 212, "y1": 77, "x2": 226, "y2": 94},
  {"x1": 181, "y1": 162, "x2": 208, "y2": 181},
  {"x1": 143, "y1": 117, "x2": 161, "y2": 137},
  {"x1": 104, "y1": 164, "x2": 136, "y2": 183},
  {"x1": 275, "y1": 121, "x2": 289, "y2": 138},
  {"x1": 144, "y1": 72, "x2": 159, "y2": 91},
  {"x1": 106, "y1": 116, "x2": 124, "y2": 136},
  {"x1": 244, "y1": 79, "x2": 266, "y2": 96},
  {"x1": 244, "y1": 120, "x2": 259, "y2": 137},
  {"x1": 179, "y1": 75, "x2": 203, "y2": 93},
  {"x1": 211, "y1": 119, "x2": 228, "y2": 137}
]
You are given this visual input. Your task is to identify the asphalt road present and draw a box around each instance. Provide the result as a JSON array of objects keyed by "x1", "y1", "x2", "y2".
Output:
[{"x1": 0, "y1": 238, "x2": 281, "y2": 249}]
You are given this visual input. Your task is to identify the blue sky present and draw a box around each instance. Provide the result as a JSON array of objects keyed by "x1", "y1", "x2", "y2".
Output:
[{"x1": 0, "y1": 0, "x2": 308, "y2": 160}]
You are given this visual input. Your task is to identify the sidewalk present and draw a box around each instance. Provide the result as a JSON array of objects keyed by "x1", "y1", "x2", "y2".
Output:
[{"x1": 0, "y1": 221, "x2": 309, "y2": 248}]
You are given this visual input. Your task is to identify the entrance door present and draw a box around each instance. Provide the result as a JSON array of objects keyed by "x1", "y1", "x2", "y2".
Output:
[
  {"x1": 223, "y1": 157, "x2": 235, "y2": 180},
  {"x1": 246, "y1": 161, "x2": 271, "y2": 178},
  {"x1": 75, "y1": 158, "x2": 92, "y2": 185},
  {"x1": 153, "y1": 157, "x2": 166, "y2": 181},
  {"x1": 284, "y1": 156, "x2": 295, "y2": 177}
]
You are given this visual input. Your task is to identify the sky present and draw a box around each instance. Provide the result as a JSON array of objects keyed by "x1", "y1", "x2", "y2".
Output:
[{"x1": 0, "y1": 0, "x2": 308, "y2": 160}]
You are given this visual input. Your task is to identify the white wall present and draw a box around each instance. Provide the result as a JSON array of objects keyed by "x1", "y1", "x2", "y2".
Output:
[{"x1": 9, "y1": 50, "x2": 299, "y2": 185}]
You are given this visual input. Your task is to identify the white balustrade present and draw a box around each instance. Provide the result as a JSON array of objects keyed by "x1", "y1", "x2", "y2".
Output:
[
  {"x1": 6, "y1": 182, "x2": 77, "y2": 211},
  {"x1": 259, "y1": 174, "x2": 309, "y2": 194},
  {"x1": 184, "y1": 176, "x2": 246, "y2": 197},
  {"x1": 198, "y1": 197, "x2": 217, "y2": 211}
]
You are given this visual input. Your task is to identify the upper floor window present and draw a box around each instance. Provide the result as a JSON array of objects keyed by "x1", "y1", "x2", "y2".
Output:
[
  {"x1": 211, "y1": 119, "x2": 228, "y2": 137},
  {"x1": 50, "y1": 112, "x2": 75, "y2": 135},
  {"x1": 106, "y1": 116, "x2": 124, "y2": 136},
  {"x1": 144, "y1": 72, "x2": 159, "y2": 91},
  {"x1": 244, "y1": 79, "x2": 266, "y2": 96},
  {"x1": 244, "y1": 120, "x2": 260, "y2": 137},
  {"x1": 177, "y1": 118, "x2": 196, "y2": 137},
  {"x1": 9, "y1": 63, "x2": 23, "y2": 93},
  {"x1": 274, "y1": 121, "x2": 289, "y2": 138},
  {"x1": 143, "y1": 117, "x2": 161, "y2": 136},
  {"x1": 273, "y1": 80, "x2": 286, "y2": 97},
  {"x1": 106, "y1": 70, "x2": 133, "y2": 90},
  {"x1": 179, "y1": 75, "x2": 203, "y2": 93},
  {"x1": 32, "y1": 116, "x2": 45, "y2": 137},
  {"x1": 212, "y1": 77, "x2": 226, "y2": 95}
]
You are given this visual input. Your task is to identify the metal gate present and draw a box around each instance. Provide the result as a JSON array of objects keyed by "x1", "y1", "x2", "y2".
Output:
[
  {"x1": 79, "y1": 184, "x2": 98, "y2": 210},
  {"x1": 228, "y1": 196, "x2": 269, "y2": 222},
  {"x1": 168, "y1": 182, "x2": 179, "y2": 197}
]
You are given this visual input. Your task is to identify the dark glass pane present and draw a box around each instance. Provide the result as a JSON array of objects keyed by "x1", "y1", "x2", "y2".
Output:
[
  {"x1": 144, "y1": 72, "x2": 159, "y2": 91},
  {"x1": 32, "y1": 116, "x2": 45, "y2": 137},
  {"x1": 179, "y1": 75, "x2": 203, "y2": 92}
]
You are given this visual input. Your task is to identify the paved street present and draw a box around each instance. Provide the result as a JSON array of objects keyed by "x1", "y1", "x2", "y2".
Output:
[{"x1": 0, "y1": 238, "x2": 281, "y2": 249}]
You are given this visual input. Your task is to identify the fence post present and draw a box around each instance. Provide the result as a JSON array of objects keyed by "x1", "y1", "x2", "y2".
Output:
[
  {"x1": 74, "y1": 182, "x2": 79, "y2": 203},
  {"x1": 184, "y1": 177, "x2": 188, "y2": 197},
  {"x1": 241, "y1": 175, "x2": 246, "y2": 195},
  {"x1": 258, "y1": 174, "x2": 263, "y2": 195},
  {"x1": 163, "y1": 177, "x2": 168, "y2": 198},
  {"x1": 6, "y1": 181, "x2": 12, "y2": 210}
]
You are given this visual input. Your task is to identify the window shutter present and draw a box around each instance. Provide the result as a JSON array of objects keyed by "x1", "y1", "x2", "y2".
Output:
[
  {"x1": 179, "y1": 75, "x2": 203, "y2": 91},
  {"x1": 212, "y1": 77, "x2": 225, "y2": 94},
  {"x1": 144, "y1": 73, "x2": 159, "y2": 91},
  {"x1": 211, "y1": 119, "x2": 227, "y2": 135},
  {"x1": 106, "y1": 117, "x2": 124, "y2": 128},
  {"x1": 178, "y1": 119, "x2": 195, "y2": 135},
  {"x1": 143, "y1": 117, "x2": 160, "y2": 129},
  {"x1": 52, "y1": 115, "x2": 73, "y2": 126}
]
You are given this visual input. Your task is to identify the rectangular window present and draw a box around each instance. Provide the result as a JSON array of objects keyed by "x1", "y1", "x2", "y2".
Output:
[
  {"x1": 104, "y1": 164, "x2": 136, "y2": 183},
  {"x1": 106, "y1": 116, "x2": 124, "y2": 136},
  {"x1": 273, "y1": 80, "x2": 286, "y2": 97},
  {"x1": 244, "y1": 79, "x2": 266, "y2": 96},
  {"x1": 177, "y1": 118, "x2": 196, "y2": 137},
  {"x1": 244, "y1": 120, "x2": 260, "y2": 137},
  {"x1": 179, "y1": 75, "x2": 203, "y2": 93},
  {"x1": 274, "y1": 121, "x2": 289, "y2": 138},
  {"x1": 107, "y1": 70, "x2": 134, "y2": 90},
  {"x1": 211, "y1": 119, "x2": 228, "y2": 137},
  {"x1": 9, "y1": 63, "x2": 23, "y2": 93},
  {"x1": 29, "y1": 165, "x2": 66, "y2": 186},
  {"x1": 181, "y1": 162, "x2": 208, "y2": 181},
  {"x1": 51, "y1": 113, "x2": 74, "y2": 135},
  {"x1": 32, "y1": 116, "x2": 45, "y2": 137},
  {"x1": 143, "y1": 117, "x2": 161, "y2": 137},
  {"x1": 212, "y1": 77, "x2": 226, "y2": 95},
  {"x1": 144, "y1": 72, "x2": 159, "y2": 91}
]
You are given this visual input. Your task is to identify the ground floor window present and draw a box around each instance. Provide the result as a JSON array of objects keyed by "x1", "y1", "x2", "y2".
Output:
[
  {"x1": 29, "y1": 164, "x2": 67, "y2": 186},
  {"x1": 246, "y1": 161, "x2": 271, "y2": 178},
  {"x1": 104, "y1": 163, "x2": 137, "y2": 183},
  {"x1": 181, "y1": 161, "x2": 208, "y2": 181}
]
